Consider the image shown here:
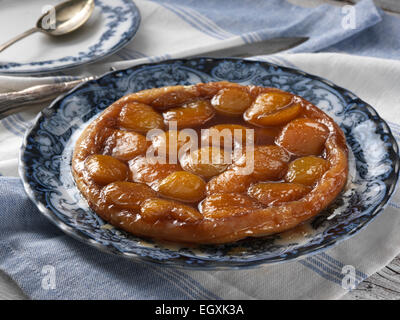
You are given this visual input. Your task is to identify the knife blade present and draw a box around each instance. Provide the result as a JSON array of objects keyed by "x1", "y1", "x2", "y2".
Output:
[{"x1": 0, "y1": 36, "x2": 308, "y2": 118}]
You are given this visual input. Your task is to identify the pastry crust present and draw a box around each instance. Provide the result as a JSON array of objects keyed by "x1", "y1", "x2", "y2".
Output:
[{"x1": 72, "y1": 81, "x2": 348, "y2": 244}]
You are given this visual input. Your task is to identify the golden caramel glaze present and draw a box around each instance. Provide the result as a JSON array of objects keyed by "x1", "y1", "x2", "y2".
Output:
[
  {"x1": 232, "y1": 145, "x2": 290, "y2": 180},
  {"x1": 285, "y1": 156, "x2": 330, "y2": 186},
  {"x1": 201, "y1": 124, "x2": 250, "y2": 148},
  {"x1": 128, "y1": 155, "x2": 182, "y2": 188},
  {"x1": 199, "y1": 193, "x2": 263, "y2": 219},
  {"x1": 119, "y1": 102, "x2": 164, "y2": 133},
  {"x1": 211, "y1": 87, "x2": 253, "y2": 116},
  {"x1": 248, "y1": 182, "x2": 311, "y2": 206},
  {"x1": 101, "y1": 181, "x2": 157, "y2": 211},
  {"x1": 151, "y1": 129, "x2": 190, "y2": 158},
  {"x1": 276, "y1": 118, "x2": 330, "y2": 156},
  {"x1": 158, "y1": 171, "x2": 206, "y2": 202},
  {"x1": 180, "y1": 146, "x2": 230, "y2": 179},
  {"x1": 72, "y1": 81, "x2": 348, "y2": 244},
  {"x1": 103, "y1": 129, "x2": 149, "y2": 161},
  {"x1": 163, "y1": 100, "x2": 215, "y2": 129},
  {"x1": 244, "y1": 91, "x2": 302, "y2": 126},
  {"x1": 84, "y1": 154, "x2": 128, "y2": 185},
  {"x1": 206, "y1": 168, "x2": 255, "y2": 195}
]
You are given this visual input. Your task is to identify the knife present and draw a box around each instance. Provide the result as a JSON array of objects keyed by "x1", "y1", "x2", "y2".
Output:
[{"x1": 0, "y1": 37, "x2": 308, "y2": 117}]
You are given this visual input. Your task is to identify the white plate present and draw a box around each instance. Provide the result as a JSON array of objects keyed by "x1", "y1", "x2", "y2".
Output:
[{"x1": 0, "y1": 0, "x2": 140, "y2": 75}]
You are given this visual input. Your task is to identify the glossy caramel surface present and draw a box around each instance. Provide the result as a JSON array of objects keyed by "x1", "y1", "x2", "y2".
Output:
[{"x1": 72, "y1": 81, "x2": 348, "y2": 244}]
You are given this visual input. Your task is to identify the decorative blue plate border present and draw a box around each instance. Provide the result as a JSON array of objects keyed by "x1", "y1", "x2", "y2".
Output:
[
  {"x1": 19, "y1": 58, "x2": 400, "y2": 269},
  {"x1": 0, "y1": 0, "x2": 141, "y2": 75}
]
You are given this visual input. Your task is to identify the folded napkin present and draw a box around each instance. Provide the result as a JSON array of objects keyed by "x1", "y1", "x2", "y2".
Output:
[{"x1": 1, "y1": 0, "x2": 400, "y2": 300}]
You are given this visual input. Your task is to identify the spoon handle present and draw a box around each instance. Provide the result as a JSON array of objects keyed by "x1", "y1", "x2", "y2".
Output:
[{"x1": 0, "y1": 27, "x2": 40, "y2": 53}]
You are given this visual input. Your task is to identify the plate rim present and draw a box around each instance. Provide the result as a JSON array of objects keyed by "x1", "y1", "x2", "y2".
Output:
[
  {"x1": 0, "y1": 0, "x2": 141, "y2": 75},
  {"x1": 18, "y1": 57, "x2": 400, "y2": 269}
]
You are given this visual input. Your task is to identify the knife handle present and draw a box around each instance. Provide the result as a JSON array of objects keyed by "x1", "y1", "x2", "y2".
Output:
[{"x1": 0, "y1": 76, "x2": 95, "y2": 115}]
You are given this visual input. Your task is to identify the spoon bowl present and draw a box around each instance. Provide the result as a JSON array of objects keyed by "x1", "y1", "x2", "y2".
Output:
[
  {"x1": 0, "y1": 0, "x2": 95, "y2": 52},
  {"x1": 37, "y1": 0, "x2": 95, "y2": 36}
]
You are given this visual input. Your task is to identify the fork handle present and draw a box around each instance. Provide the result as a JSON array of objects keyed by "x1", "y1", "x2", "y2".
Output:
[
  {"x1": 0, "y1": 77, "x2": 94, "y2": 116},
  {"x1": 0, "y1": 27, "x2": 40, "y2": 53}
]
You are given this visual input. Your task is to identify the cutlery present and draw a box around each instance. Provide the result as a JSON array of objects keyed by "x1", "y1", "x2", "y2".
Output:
[
  {"x1": 0, "y1": 77, "x2": 95, "y2": 117},
  {"x1": 0, "y1": 0, "x2": 95, "y2": 53},
  {"x1": 0, "y1": 36, "x2": 308, "y2": 117}
]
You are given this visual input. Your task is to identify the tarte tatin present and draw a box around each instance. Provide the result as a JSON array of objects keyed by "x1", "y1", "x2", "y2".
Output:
[{"x1": 72, "y1": 81, "x2": 348, "y2": 244}]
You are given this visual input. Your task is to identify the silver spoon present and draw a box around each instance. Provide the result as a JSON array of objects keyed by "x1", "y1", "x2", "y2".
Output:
[{"x1": 0, "y1": 0, "x2": 95, "y2": 53}]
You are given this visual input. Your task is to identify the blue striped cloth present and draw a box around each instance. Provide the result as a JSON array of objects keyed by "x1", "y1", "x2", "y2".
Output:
[{"x1": 0, "y1": 0, "x2": 400, "y2": 299}]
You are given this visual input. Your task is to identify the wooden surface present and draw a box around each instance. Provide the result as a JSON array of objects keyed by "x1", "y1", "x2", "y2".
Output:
[
  {"x1": 344, "y1": 257, "x2": 400, "y2": 299},
  {"x1": 0, "y1": 0, "x2": 399, "y2": 300}
]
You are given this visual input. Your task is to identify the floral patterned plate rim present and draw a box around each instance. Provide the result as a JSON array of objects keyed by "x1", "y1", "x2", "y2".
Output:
[
  {"x1": 0, "y1": 0, "x2": 140, "y2": 75},
  {"x1": 19, "y1": 58, "x2": 399, "y2": 269}
]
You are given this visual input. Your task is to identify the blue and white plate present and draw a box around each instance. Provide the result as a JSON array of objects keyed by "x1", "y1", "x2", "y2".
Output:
[
  {"x1": 19, "y1": 58, "x2": 400, "y2": 269},
  {"x1": 0, "y1": 0, "x2": 140, "y2": 75}
]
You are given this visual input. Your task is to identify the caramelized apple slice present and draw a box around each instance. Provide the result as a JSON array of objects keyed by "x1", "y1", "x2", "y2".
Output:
[
  {"x1": 129, "y1": 155, "x2": 182, "y2": 187},
  {"x1": 163, "y1": 100, "x2": 215, "y2": 129},
  {"x1": 201, "y1": 124, "x2": 254, "y2": 149},
  {"x1": 244, "y1": 92, "x2": 301, "y2": 126},
  {"x1": 140, "y1": 198, "x2": 202, "y2": 222},
  {"x1": 211, "y1": 87, "x2": 253, "y2": 116},
  {"x1": 119, "y1": 102, "x2": 164, "y2": 133},
  {"x1": 148, "y1": 85, "x2": 199, "y2": 110},
  {"x1": 200, "y1": 123, "x2": 279, "y2": 147},
  {"x1": 285, "y1": 156, "x2": 329, "y2": 186},
  {"x1": 199, "y1": 193, "x2": 262, "y2": 219},
  {"x1": 276, "y1": 118, "x2": 329, "y2": 156},
  {"x1": 151, "y1": 130, "x2": 191, "y2": 158},
  {"x1": 233, "y1": 145, "x2": 290, "y2": 180},
  {"x1": 84, "y1": 154, "x2": 128, "y2": 185},
  {"x1": 101, "y1": 181, "x2": 157, "y2": 211},
  {"x1": 248, "y1": 182, "x2": 311, "y2": 206},
  {"x1": 158, "y1": 171, "x2": 206, "y2": 202},
  {"x1": 103, "y1": 130, "x2": 149, "y2": 161},
  {"x1": 180, "y1": 146, "x2": 230, "y2": 179},
  {"x1": 206, "y1": 168, "x2": 254, "y2": 195}
]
